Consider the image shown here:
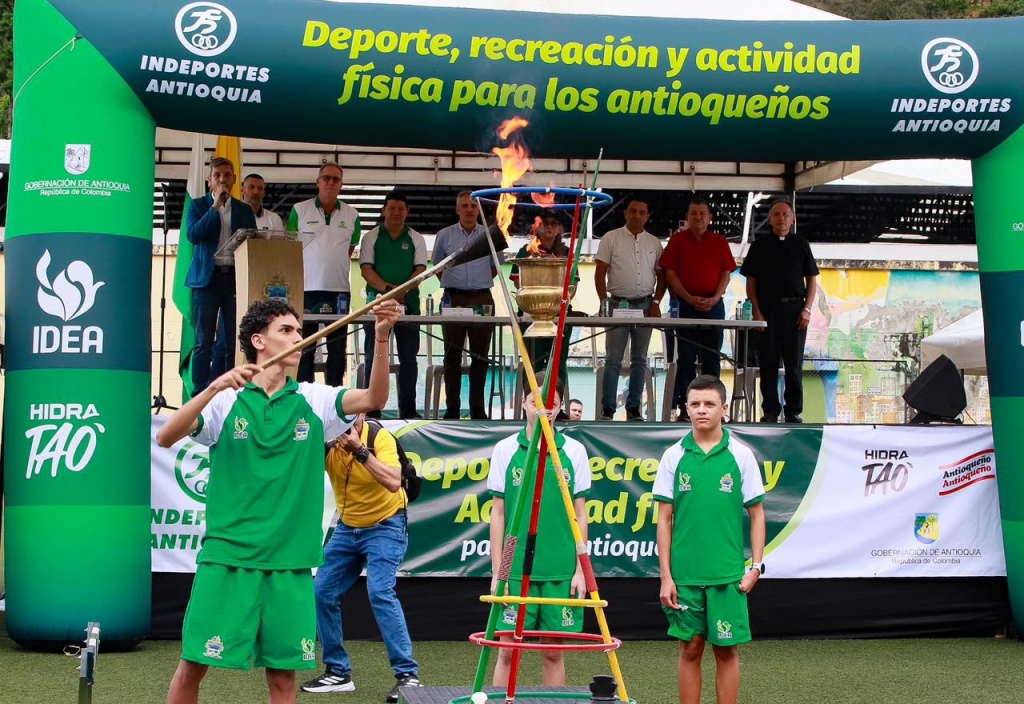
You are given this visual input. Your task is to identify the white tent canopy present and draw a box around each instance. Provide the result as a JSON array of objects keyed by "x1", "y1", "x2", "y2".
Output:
[{"x1": 921, "y1": 310, "x2": 987, "y2": 376}]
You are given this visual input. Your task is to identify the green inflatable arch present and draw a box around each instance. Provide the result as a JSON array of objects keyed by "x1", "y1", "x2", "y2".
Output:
[{"x1": 5, "y1": 0, "x2": 1024, "y2": 642}]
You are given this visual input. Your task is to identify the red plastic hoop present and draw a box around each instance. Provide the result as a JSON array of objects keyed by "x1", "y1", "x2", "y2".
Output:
[{"x1": 469, "y1": 630, "x2": 622, "y2": 652}]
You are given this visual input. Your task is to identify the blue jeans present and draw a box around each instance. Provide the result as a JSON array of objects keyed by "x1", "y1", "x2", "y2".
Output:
[
  {"x1": 363, "y1": 323, "x2": 421, "y2": 416},
  {"x1": 314, "y1": 514, "x2": 418, "y2": 678},
  {"x1": 191, "y1": 268, "x2": 236, "y2": 394},
  {"x1": 210, "y1": 309, "x2": 229, "y2": 379},
  {"x1": 673, "y1": 299, "x2": 726, "y2": 409},
  {"x1": 601, "y1": 296, "x2": 653, "y2": 410}
]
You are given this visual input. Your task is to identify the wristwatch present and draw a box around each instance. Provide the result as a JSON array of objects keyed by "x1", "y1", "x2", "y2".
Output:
[
  {"x1": 352, "y1": 445, "x2": 370, "y2": 464},
  {"x1": 749, "y1": 562, "x2": 765, "y2": 575}
]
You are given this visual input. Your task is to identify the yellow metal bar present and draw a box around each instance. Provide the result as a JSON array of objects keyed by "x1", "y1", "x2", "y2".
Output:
[
  {"x1": 480, "y1": 595, "x2": 608, "y2": 608},
  {"x1": 498, "y1": 279, "x2": 630, "y2": 703}
]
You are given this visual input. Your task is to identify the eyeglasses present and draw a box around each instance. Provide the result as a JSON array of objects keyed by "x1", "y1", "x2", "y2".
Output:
[{"x1": 319, "y1": 175, "x2": 342, "y2": 184}]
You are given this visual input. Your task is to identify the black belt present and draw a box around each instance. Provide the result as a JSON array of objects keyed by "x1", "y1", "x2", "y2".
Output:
[
  {"x1": 777, "y1": 296, "x2": 805, "y2": 303},
  {"x1": 446, "y1": 288, "x2": 490, "y2": 295},
  {"x1": 613, "y1": 295, "x2": 651, "y2": 305},
  {"x1": 214, "y1": 265, "x2": 235, "y2": 274}
]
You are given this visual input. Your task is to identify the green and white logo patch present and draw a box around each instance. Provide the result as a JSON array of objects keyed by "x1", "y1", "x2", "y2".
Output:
[
  {"x1": 716, "y1": 620, "x2": 734, "y2": 639},
  {"x1": 174, "y1": 437, "x2": 210, "y2": 503}
]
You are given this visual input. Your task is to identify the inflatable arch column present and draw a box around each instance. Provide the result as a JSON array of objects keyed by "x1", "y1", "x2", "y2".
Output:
[
  {"x1": 4, "y1": 0, "x2": 154, "y2": 643},
  {"x1": 974, "y1": 127, "x2": 1024, "y2": 636},
  {"x1": 4, "y1": 0, "x2": 1024, "y2": 645}
]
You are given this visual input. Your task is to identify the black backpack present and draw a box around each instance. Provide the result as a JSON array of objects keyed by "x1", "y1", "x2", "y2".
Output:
[{"x1": 365, "y1": 419, "x2": 422, "y2": 502}]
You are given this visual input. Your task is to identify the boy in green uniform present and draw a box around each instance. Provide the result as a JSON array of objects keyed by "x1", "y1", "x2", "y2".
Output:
[
  {"x1": 653, "y1": 375, "x2": 766, "y2": 704},
  {"x1": 157, "y1": 297, "x2": 402, "y2": 704},
  {"x1": 488, "y1": 372, "x2": 591, "y2": 686}
]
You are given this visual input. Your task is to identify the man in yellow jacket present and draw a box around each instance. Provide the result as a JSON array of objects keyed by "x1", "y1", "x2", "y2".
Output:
[{"x1": 302, "y1": 414, "x2": 422, "y2": 703}]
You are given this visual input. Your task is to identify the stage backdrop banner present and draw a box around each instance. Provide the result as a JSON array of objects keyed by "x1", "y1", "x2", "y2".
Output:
[{"x1": 149, "y1": 418, "x2": 1005, "y2": 578}]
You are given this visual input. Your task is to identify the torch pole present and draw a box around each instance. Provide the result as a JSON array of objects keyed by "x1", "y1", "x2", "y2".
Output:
[
  {"x1": 471, "y1": 171, "x2": 628, "y2": 704},
  {"x1": 260, "y1": 228, "x2": 505, "y2": 370}
]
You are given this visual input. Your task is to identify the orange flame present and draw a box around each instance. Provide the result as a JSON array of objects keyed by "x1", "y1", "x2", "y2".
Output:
[
  {"x1": 491, "y1": 117, "x2": 532, "y2": 239},
  {"x1": 531, "y1": 191, "x2": 555, "y2": 206},
  {"x1": 526, "y1": 216, "x2": 544, "y2": 255}
]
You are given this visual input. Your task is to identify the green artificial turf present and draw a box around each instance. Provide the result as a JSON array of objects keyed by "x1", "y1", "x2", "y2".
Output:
[{"x1": 0, "y1": 612, "x2": 1021, "y2": 704}]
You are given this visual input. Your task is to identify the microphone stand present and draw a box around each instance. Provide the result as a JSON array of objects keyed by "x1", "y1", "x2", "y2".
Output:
[{"x1": 152, "y1": 183, "x2": 177, "y2": 412}]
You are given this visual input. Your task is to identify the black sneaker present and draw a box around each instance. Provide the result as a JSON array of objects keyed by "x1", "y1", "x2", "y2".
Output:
[
  {"x1": 601, "y1": 406, "x2": 615, "y2": 421},
  {"x1": 625, "y1": 407, "x2": 645, "y2": 422},
  {"x1": 301, "y1": 670, "x2": 355, "y2": 693},
  {"x1": 386, "y1": 673, "x2": 422, "y2": 703},
  {"x1": 759, "y1": 415, "x2": 778, "y2": 423},
  {"x1": 785, "y1": 414, "x2": 803, "y2": 424}
]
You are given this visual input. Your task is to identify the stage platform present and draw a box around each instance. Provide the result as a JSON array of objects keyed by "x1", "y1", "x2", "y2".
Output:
[{"x1": 401, "y1": 685, "x2": 599, "y2": 704}]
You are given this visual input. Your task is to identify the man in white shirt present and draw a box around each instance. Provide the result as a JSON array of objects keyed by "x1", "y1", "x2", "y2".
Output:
[
  {"x1": 241, "y1": 173, "x2": 285, "y2": 231},
  {"x1": 287, "y1": 162, "x2": 361, "y2": 386},
  {"x1": 594, "y1": 197, "x2": 666, "y2": 421}
]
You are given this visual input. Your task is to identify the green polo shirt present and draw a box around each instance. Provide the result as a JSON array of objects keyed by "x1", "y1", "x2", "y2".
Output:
[
  {"x1": 487, "y1": 428, "x2": 591, "y2": 581},
  {"x1": 360, "y1": 225, "x2": 427, "y2": 314},
  {"x1": 653, "y1": 429, "x2": 765, "y2": 586},
  {"x1": 192, "y1": 379, "x2": 355, "y2": 570}
]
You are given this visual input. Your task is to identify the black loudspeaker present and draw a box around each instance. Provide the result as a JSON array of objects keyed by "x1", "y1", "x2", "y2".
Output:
[{"x1": 903, "y1": 354, "x2": 967, "y2": 423}]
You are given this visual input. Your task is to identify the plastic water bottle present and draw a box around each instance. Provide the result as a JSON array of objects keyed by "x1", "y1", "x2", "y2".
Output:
[
  {"x1": 669, "y1": 297, "x2": 680, "y2": 318},
  {"x1": 618, "y1": 299, "x2": 629, "y2": 311},
  {"x1": 441, "y1": 291, "x2": 452, "y2": 311},
  {"x1": 426, "y1": 296, "x2": 435, "y2": 316},
  {"x1": 366, "y1": 288, "x2": 377, "y2": 304},
  {"x1": 336, "y1": 293, "x2": 349, "y2": 315},
  {"x1": 741, "y1": 299, "x2": 753, "y2": 321},
  {"x1": 600, "y1": 298, "x2": 611, "y2": 317}
]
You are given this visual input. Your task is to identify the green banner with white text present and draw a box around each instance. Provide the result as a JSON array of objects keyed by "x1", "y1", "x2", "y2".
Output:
[{"x1": 45, "y1": 0, "x2": 1024, "y2": 161}]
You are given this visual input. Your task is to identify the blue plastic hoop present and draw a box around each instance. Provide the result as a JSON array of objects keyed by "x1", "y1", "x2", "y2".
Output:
[{"x1": 470, "y1": 186, "x2": 612, "y2": 210}]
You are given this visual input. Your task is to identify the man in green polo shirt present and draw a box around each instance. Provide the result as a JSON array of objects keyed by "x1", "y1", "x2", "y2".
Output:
[
  {"x1": 653, "y1": 374, "x2": 765, "y2": 704},
  {"x1": 360, "y1": 190, "x2": 428, "y2": 419},
  {"x1": 487, "y1": 371, "x2": 591, "y2": 687},
  {"x1": 157, "y1": 296, "x2": 401, "y2": 704}
]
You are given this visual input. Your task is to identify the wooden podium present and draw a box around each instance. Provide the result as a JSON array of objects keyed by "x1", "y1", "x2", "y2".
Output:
[{"x1": 232, "y1": 229, "x2": 304, "y2": 366}]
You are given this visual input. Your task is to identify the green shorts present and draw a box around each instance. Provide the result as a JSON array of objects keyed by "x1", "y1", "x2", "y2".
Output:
[
  {"x1": 181, "y1": 563, "x2": 317, "y2": 671},
  {"x1": 663, "y1": 582, "x2": 751, "y2": 646},
  {"x1": 501, "y1": 580, "x2": 583, "y2": 634}
]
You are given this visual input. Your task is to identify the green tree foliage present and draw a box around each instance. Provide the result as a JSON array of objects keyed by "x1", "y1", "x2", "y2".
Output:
[
  {"x1": 979, "y1": 0, "x2": 1024, "y2": 16},
  {"x1": 0, "y1": 0, "x2": 12, "y2": 138},
  {"x1": 799, "y1": 0, "x2": 1024, "y2": 18},
  {"x1": 798, "y1": 0, "x2": 972, "y2": 19}
]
